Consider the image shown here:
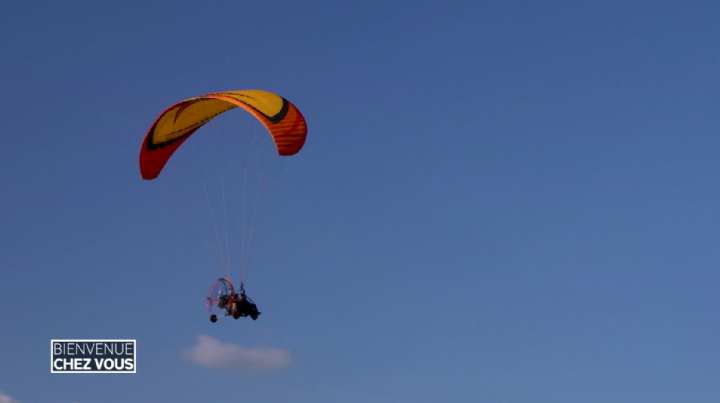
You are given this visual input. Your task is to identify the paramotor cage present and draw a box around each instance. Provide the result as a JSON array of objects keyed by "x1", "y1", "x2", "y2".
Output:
[{"x1": 205, "y1": 277, "x2": 236, "y2": 312}]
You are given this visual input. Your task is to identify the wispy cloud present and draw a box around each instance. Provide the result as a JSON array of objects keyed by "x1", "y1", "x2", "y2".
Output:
[
  {"x1": 0, "y1": 391, "x2": 19, "y2": 403},
  {"x1": 183, "y1": 335, "x2": 291, "y2": 371}
]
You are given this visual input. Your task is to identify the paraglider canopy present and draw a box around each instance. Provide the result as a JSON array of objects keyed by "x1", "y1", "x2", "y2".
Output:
[{"x1": 139, "y1": 89, "x2": 307, "y2": 180}]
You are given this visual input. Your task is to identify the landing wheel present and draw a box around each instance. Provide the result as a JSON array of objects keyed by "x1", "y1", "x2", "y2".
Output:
[{"x1": 210, "y1": 314, "x2": 218, "y2": 323}]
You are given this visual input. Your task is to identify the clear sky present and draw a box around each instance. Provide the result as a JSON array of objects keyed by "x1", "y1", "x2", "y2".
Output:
[{"x1": 1, "y1": 0, "x2": 719, "y2": 402}]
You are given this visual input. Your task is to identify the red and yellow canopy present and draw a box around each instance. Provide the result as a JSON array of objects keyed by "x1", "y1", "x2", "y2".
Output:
[{"x1": 139, "y1": 89, "x2": 307, "y2": 180}]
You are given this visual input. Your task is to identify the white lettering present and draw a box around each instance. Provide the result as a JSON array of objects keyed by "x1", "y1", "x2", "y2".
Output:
[{"x1": 53, "y1": 358, "x2": 91, "y2": 371}]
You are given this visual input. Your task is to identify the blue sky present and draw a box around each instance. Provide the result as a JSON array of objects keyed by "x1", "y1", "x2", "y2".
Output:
[{"x1": 1, "y1": 0, "x2": 719, "y2": 402}]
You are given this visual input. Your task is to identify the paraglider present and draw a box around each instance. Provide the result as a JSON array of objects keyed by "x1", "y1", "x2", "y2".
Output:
[
  {"x1": 206, "y1": 277, "x2": 260, "y2": 323},
  {"x1": 139, "y1": 89, "x2": 307, "y2": 179},
  {"x1": 139, "y1": 89, "x2": 307, "y2": 323}
]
